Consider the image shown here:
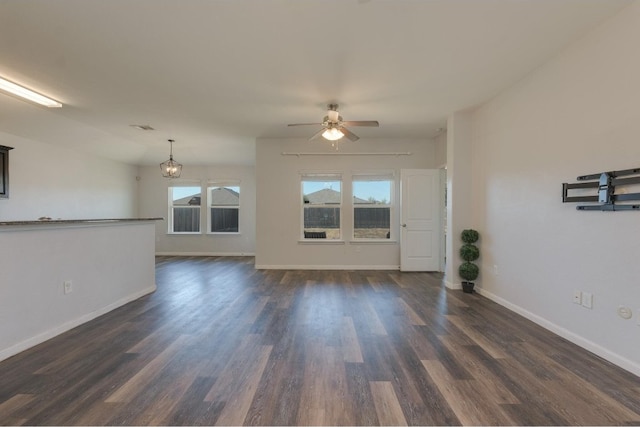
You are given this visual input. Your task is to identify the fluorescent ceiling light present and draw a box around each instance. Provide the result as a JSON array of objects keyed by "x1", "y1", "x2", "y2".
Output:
[
  {"x1": 0, "y1": 77, "x2": 62, "y2": 108},
  {"x1": 322, "y1": 127, "x2": 344, "y2": 141}
]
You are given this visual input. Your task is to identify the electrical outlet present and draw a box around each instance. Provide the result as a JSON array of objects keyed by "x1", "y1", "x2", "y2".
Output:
[
  {"x1": 573, "y1": 290, "x2": 582, "y2": 304},
  {"x1": 63, "y1": 280, "x2": 73, "y2": 295},
  {"x1": 581, "y1": 292, "x2": 593, "y2": 309},
  {"x1": 493, "y1": 264, "x2": 499, "y2": 276}
]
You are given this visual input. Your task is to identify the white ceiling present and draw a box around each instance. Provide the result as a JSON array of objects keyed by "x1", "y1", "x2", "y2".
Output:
[{"x1": 0, "y1": 0, "x2": 631, "y2": 166}]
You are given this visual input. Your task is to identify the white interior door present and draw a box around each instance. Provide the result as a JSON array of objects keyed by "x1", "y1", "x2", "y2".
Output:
[{"x1": 400, "y1": 169, "x2": 441, "y2": 271}]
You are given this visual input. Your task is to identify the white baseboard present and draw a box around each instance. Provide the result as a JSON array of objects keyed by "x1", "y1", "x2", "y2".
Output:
[
  {"x1": 444, "y1": 279, "x2": 462, "y2": 290},
  {"x1": 477, "y1": 287, "x2": 640, "y2": 377},
  {"x1": 156, "y1": 252, "x2": 255, "y2": 257},
  {"x1": 0, "y1": 285, "x2": 156, "y2": 363},
  {"x1": 255, "y1": 264, "x2": 400, "y2": 271}
]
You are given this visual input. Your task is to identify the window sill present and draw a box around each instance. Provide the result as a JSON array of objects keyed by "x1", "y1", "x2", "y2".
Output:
[
  {"x1": 167, "y1": 232, "x2": 201, "y2": 235},
  {"x1": 298, "y1": 240, "x2": 346, "y2": 245},
  {"x1": 207, "y1": 232, "x2": 242, "y2": 236},
  {"x1": 350, "y1": 239, "x2": 398, "y2": 245}
]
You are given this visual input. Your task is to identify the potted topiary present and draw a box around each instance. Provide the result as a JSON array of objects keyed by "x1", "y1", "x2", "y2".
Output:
[{"x1": 459, "y1": 229, "x2": 480, "y2": 293}]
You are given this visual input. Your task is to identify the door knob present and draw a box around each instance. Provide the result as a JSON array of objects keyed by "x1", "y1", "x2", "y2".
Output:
[{"x1": 401, "y1": 223, "x2": 407, "y2": 227}]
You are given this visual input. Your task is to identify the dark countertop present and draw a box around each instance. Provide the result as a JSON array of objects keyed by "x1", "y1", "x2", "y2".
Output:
[{"x1": 0, "y1": 217, "x2": 163, "y2": 226}]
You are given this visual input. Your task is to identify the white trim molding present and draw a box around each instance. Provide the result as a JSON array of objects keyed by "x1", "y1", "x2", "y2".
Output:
[
  {"x1": 255, "y1": 264, "x2": 400, "y2": 271},
  {"x1": 156, "y1": 252, "x2": 255, "y2": 257},
  {"x1": 0, "y1": 285, "x2": 156, "y2": 363},
  {"x1": 477, "y1": 288, "x2": 640, "y2": 377}
]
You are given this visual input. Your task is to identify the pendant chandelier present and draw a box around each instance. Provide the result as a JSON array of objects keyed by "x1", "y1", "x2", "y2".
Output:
[{"x1": 160, "y1": 139, "x2": 182, "y2": 178}]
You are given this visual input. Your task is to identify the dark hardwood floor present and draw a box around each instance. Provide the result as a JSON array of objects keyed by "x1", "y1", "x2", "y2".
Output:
[{"x1": 1, "y1": 256, "x2": 639, "y2": 425}]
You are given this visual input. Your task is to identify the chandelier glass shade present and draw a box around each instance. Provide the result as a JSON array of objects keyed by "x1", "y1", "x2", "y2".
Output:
[{"x1": 160, "y1": 139, "x2": 182, "y2": 178}]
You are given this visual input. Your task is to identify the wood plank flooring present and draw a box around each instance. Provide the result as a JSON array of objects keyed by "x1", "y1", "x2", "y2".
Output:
[{"x1": 1, "y1": 256, "x2": 639, "y2": 425}]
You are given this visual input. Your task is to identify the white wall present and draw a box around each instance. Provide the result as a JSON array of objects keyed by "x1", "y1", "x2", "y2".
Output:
[
  {"x1": 0, "y1": 132, "x2": 138, "y2": 221},
  {"x1": 434, "y1": 131, "x2": 447, "y2": 168},
  {"x1": 255, "y1": 137, "x2": 438, "y2": 269},
  {"x1": 445, "y1": 112, "x2": 473, "y2": 289},
  {"x1": 137, "y1": 164, "x2": 256, "y2": 256},
  {"x1": 0, "y1": 221, "x2": 157, "y2": 361},
  {"x1": 469, "y1": 1, "x2": 640, "y2": 375}
]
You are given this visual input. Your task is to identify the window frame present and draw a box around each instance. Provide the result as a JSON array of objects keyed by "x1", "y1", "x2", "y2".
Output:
[
  {"x1": 0, "y1": 145, "x2": 13, "y2": 199},
  {"x1": 207, "y1": 182, "x2": 241, "y2": 234},
  {"x1": 300, "y1": 173, "x2": 343, "y2": 241},
  {"x1": 168, "y1": 184, "x2": 202, "y2": 234},
  {"x1": 351, "y1": 173, "x2": 395, "y2": 242}
]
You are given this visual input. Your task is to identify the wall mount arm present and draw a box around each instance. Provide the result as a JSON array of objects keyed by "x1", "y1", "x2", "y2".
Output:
[{"x1": 562, "y1": 167, "x2": 640, "y2": 211}]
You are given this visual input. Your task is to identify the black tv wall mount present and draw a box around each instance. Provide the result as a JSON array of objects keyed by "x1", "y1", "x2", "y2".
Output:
[{"x1": 562, "y1": 167, "x2": 640, "y2": 211}]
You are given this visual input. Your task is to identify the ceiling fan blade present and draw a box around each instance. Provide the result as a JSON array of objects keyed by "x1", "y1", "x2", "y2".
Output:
[
  {"x1": 342, "y1": 120, "x2": 379, "y2": 127},
  {"x1": 288, "y1": 122, "x2": 323, "y2": 127},
  {"x1": 341, "y1": 127, "x2": 360, "y2": 142},
  {"x1": 309, "y1": 128, "x2": 326, "y2": 141}
]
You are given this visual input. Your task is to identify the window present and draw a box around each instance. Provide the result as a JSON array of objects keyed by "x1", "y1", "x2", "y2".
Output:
[
  {"x1": 0, "y1": 145, "x2": 13, "y2": 199},
  {"x1": 169, "y1": 186, "x2": 201, "y2": 233},
  {"x1": 302, "y1": 175, "x2": 342, "y2": 240},
  {"x1": 353, "y1": 176, "x2": 392, "y2": 240},
  {"x1": 208, "y1": 185, "x2": 240, "y2": 233}
]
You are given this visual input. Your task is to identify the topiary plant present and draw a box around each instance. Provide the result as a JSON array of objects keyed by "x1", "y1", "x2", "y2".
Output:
[
  {"x1": 459, "y1": 243, "x2": 479, "y2": 262},
  {"x1": 461, "y1": 229, "x2": 479, "y2": 245},
  {"x1": 459, "y1": 229, "x2": 480, "y2": 293},
  {"x1": 459, "y1": 261, "x2": 479, "y2": 281}
]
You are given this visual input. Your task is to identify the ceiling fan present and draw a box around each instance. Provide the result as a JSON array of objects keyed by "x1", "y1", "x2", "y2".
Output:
[{"x1": 288, "y1": 104, "x2": 379, "y2": 143}]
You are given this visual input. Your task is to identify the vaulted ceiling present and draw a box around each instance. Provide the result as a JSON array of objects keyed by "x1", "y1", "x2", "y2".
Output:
[{"x1": 0, "y1": 0, "x2": 631, "y2": 165}]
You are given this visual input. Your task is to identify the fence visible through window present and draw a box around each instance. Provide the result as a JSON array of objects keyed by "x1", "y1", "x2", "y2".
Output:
[
  {"x1": 353, "y1": 178, "x2": 392, "y2": 239},
  {"x1": 302, "y1": 177, "x2": 342, "y2": 240},
  {"x1": 170, "y1": 186, "x2": 201, "y2": 233},
  {"x1": 208, "y1": 185, "x2": 240, "y2": 233}
]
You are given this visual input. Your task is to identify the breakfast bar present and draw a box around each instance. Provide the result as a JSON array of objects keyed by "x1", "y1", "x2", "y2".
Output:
[{"x1": 0, "y1": 218, "x2": 162, "y2": 361}]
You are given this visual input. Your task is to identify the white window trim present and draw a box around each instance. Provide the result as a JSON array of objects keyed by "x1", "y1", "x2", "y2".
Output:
[
  {"x1": 168, "y1": 185, "x2": 202, "y2": 234},
  {"x1": 206, "y1": 183, "x2": 241, "y2": 234},
  {"x1": 297, "y1": 239, "x2": 346, "y2": 245},
  {"x1": 351, "y1": 173, "x2": 395, "y2": 242},
  {"x1": 301, "y1": 172, "x2": 343, "y2": 241}
]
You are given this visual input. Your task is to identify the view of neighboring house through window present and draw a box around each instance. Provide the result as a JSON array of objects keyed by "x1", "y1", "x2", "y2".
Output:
[
  {"x1": 353, "y1": 176, "x2": 392, "y2": 239},
  {"x1": 208, "y1": 185, "x2": 240, "y2": 233},
  {"x1": 169, "y1": 186, "x2": 201, "y2": 233},
  {"x1": 302, "y1": 175, "x2": 342, "y2": 239}
]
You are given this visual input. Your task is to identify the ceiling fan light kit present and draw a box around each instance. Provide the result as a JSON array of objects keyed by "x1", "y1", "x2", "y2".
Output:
[
  {"x1": 326, "y1": 107, "x2": 340, "y2": 123},
  {"x1": 288, "y1": 103, "x2": 379, "y2": 147},
  {"x1": 322, "y1": 127, "x2": 344, "y2": 141}
]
